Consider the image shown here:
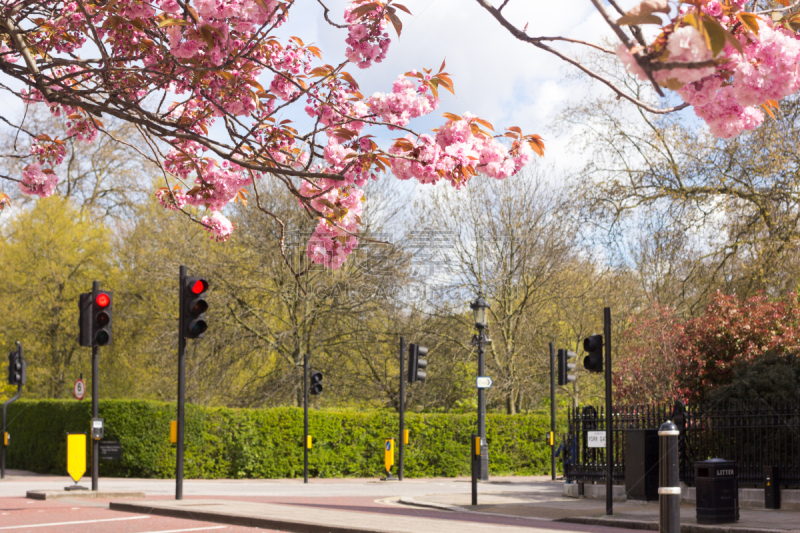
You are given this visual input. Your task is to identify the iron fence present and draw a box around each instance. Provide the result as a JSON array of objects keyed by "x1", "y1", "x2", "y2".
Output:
[{"x1": 564, "y1": 400, "x2": 800, "y2": 487}]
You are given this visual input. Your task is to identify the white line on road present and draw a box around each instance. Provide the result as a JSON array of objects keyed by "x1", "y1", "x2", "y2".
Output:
[
  {"x1": 132, "y1": 526, "x2": 228, "y2": 533},
  {"x1": 0, "y1": 515, "x2": 150, "y2": 529}
]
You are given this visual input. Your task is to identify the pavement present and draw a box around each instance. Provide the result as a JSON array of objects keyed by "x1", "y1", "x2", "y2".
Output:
[
  {"x1": 401, "y1": 489, "x2": 800, "y2": 532},
  {"x1": 2, "y1": 470, "x2": 800, "y2": 533}
]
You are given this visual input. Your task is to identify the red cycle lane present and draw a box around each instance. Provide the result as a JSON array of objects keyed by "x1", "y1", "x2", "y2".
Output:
[{"x1": 0, "y1": 497, "x2": 282, "y2": 533}]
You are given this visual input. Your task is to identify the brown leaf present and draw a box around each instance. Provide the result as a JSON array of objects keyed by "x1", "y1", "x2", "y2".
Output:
[
  {"x1": 737, "y1": 12, "x2": 762, "y2": 35},
  {"x1": 617, "y1": 0, "x2": 669, "y2": 25},
  {"x1": 392, "y1": 2, "x2": 412, "y2": 15},
  {"x1": 386, "y1": 10, "x2": 402, "y2": 36}
]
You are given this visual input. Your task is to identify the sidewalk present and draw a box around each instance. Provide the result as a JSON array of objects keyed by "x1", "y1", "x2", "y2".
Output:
[
  {"x1": 401, "y1": 485, "x2": 800, "y2": 533},
  {"x1": 108, "y1": 498, "x2": 621, "y2": 533}
]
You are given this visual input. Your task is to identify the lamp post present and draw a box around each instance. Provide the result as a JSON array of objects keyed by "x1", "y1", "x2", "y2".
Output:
[{"x1": 470, "y1": 295, "x2": 490, "y2": 481}]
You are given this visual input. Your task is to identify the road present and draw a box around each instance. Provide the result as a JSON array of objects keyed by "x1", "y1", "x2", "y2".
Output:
[{"x1": 0, "y1": 472, "x2": 647, "y2": 533}]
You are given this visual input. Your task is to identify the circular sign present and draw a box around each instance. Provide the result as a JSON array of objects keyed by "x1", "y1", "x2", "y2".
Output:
[{"x1": 73, "y1": 379, "x2": 86, "y2": 401}]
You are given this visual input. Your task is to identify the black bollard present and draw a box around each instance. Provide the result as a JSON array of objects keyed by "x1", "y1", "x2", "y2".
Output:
[
  {"x1": 658, "y1": 421, "x2": 680, "y2": 533},
  {"x1": 471, "y1": 433, "x2": 479, "y2": 505}
]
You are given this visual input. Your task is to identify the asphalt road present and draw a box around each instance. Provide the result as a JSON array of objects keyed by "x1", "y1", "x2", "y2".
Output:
[{"x1": 0, "y1": 497, "x2": 279, "y2": 532}]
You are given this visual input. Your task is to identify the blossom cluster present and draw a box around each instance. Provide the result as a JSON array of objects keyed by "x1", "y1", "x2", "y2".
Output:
[
  {"x1": 366, "y1": 74, "x2": 439, "y2": 128},
  {"x1": 389, "y1": 113, "x2": 534, "y2": 188},
  {"x1": 617, "y1": 1, "x2": 800, "y2": 139},
  {"x1": 20, "y1": 164, "x2": 59, "y2": 198},
  {"x1": 344, "y1": 0, "x2": 391, "y2": 68},
  {"x1": 299, "y1": 182, "x2": 364, "y2": 270}
]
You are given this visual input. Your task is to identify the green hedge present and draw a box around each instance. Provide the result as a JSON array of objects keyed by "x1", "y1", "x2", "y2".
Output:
[{"x1": 4, "y1": 400, "x2": 560, "y2": 479}]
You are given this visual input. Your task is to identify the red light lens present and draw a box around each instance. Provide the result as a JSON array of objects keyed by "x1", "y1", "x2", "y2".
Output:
[
  {"x1": 190, "y1": 280, "x2": 207, "y2": 294},
  {"x1": 96, "y1": 294, "x2": 110, "y2": 308}
]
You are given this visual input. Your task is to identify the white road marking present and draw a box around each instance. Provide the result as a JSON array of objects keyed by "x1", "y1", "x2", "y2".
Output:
[
  {"x1": 132, "y1": 526, "x2": 228, "y2": 533},
  {"x1": 0, "y1": 515, "x2": 150, "y2": 529}
]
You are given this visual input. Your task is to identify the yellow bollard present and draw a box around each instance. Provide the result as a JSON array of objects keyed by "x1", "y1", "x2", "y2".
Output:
[{"x1": 384, "y1": 439, "x2": 395, "y2": 478}]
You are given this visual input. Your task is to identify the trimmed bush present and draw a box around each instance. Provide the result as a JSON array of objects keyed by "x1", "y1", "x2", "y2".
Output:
[{"x1": 5, "y1": 400, "x2": 560, "y2": 479}]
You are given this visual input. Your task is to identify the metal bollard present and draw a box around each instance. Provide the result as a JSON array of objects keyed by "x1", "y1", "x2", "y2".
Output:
[{"x1": 658, "y1": 421, "x2": 680, "y2": 533}]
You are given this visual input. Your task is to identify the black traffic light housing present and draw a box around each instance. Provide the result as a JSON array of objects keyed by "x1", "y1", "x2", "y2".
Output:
[
  {"x1": 309, "y1": 369, "x2": 323, "y2": 395},
  {"x1": 407, "y1": 343, "x2": 428, "y2": 383},
  {"x1": 583, "y1": 334, "x2": 603, "y2": 373},
  {"x1": 182, "y1": 277, "x2": 208, "y2": 339},
  {"x1": 79, "y1": 290, "x2": 113, "y2": 347},
  {"x1": 7, "y1": 344, "x2": 25, "y2": 386},
  {"x1": 557, "y1": 349, "x2": 577, "y2": 385}
]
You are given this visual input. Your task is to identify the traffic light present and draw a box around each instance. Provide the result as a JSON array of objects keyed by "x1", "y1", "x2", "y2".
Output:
[
  {"x1": 557, "y1": 349, "x2": 577, "y2": 385},
  {"x1": 183, "y1": 277, "x2": 208, "y2": 339},
  {"x1": 583, "y1": 334, "x2": 603, "y2": 373},
  {"x1": 407, "y1": 343, "x2": 428, "y2": 383},
  {"x1": 79, "y1": 290, "x2": 113, "y2": 347},
  {"x1": 309, "y1": 369, "x2": 323, "y2": 395},
  {"x1": 7, "y1": 345, "x2": 25, "y2": 386}
]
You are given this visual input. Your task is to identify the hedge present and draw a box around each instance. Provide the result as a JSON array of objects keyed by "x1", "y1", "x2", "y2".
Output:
[{"x1": 3, "y1": 400, "x2": 561, "y2": 479}]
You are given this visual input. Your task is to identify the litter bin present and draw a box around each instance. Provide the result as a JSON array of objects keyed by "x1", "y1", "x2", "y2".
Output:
[
  {"x1": 625, "y1": 429, "x2": 659, "y2": 501},
  {"x1": 765, "y1": 466, "x2": 780, "y2": 510},
  {"x1": 695, "y1": 459, "x2": 738, "y2": 524}
]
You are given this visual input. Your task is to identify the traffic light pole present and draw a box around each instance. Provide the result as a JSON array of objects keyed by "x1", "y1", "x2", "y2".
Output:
[
  {"x1": 91, "y1": 281, "x2": 100, "y2": 492},
  {"x1": 304, "y1": 352, "x2": 309, "y2": 484},
  {"x1": 176, "y1": 265, "x2": 186, "y2": 500},
  {"x1": 549, "y1": 342, "x2": 556, "y2": 481},
  {"x1": 1, "y1": 345, "x2": 22, "y2": 480},
  {"x1": 398, "y1": 336, "x2": 405, "y2": 481},
  {"x1": 604, "y1": 307, "x2": 613, "y2": 516}
]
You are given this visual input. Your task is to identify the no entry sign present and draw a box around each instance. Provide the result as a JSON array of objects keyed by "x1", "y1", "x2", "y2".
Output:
[{"x1": 73, "y1": 379, "x2": 86, "y2": 400}]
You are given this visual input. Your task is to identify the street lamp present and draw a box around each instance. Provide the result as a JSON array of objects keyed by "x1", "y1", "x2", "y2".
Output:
[
  {"x1": 470, "y1": 295, "x2": 490, "y2": 481},
  {"x1": 470, "y1": 296, "x2": 489, "y2": 328}
]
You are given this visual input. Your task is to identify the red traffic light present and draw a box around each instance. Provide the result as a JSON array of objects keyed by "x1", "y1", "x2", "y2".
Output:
[
  {"x1": 95, "y1": 293, "x2": 110, "y2": 308},
  {"x1": 190, "y1": 279, "x2": 208, "y2": 294}
]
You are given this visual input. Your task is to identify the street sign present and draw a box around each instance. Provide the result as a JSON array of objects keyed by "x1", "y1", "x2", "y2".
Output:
[
  {"x1": 476, "y1": 376, "x2": 493, "y2": 389},
  {"x1": 73, "y1": 379, "x2": 85, "y2": 401},
  {"x1": 99, "y1": 440, "x2": 122, "y2": 461},
  {"x1": 587, "y1": 431, "x2": 606, "y2": 448}
]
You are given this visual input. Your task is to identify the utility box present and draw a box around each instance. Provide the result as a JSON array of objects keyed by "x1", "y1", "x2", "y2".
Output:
[
  {"x1": 696, "y1": 459, "x2": 738, "y2": 524},
  {"x1": 625, "y1": 429, "x2": 659, "y2": 501},
  {"x1": 765, "y1": 466, "x2": 780, "y2": 510}
]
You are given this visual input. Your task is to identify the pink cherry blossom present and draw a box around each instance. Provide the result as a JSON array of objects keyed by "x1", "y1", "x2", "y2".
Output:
[
  {"x1": 202, "y1": 211, "x2": 235, "y2": 242},
  {"x1": 20, "y1": 164, "x2": 59, "y2": 198},
  {"x1": 693, "y1": 86, "x2": 764, "y2": 139},
  {"x1": 653, "y1": 26, "x2": 716, "y2": 87}
]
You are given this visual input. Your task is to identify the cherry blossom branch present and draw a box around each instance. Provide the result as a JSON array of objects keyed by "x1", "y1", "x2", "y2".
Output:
[
  {"x1": 473, "y1": 0, "x2": 685, "y2": 114},
  {"x1": 315, "y1": 0, "x2": 348, "y2": 28}
]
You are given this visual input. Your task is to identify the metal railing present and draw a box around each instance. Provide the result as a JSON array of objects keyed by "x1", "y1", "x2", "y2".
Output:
[{"x1": 564, "y1": 400, "x2": 800, "y2": 487}]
